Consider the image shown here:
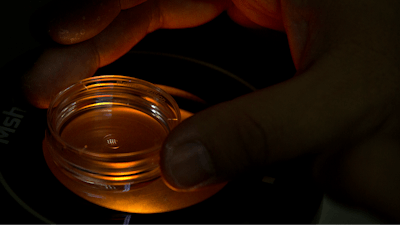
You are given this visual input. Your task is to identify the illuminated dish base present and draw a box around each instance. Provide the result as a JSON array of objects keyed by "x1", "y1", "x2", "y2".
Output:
[{"x1": 43, "y1": 109, "x2": 226, "y2": 214}]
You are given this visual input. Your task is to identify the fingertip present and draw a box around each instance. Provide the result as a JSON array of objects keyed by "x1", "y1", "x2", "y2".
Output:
[
  {"x1": 160, "y1": 139, "x2": 218, "y2": 191},
  {"x1": 20, "y1": 43, "x2": 99, "y2": 108},
  {"x1": 35, "y1": 0, "x2": 121, "y2": 45}
]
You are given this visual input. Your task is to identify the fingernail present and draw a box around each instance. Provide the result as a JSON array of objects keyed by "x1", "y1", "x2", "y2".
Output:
[{"x1": 166, "y1": 142, "x2": 216, "y2": 190}]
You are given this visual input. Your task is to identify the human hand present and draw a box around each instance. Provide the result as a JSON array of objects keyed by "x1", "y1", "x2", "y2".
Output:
[
  {"x1": 21, "y1": 0, "x2": 400, "y2": 222},
  {"x1": 21, "y1": 0, "x2": 232, "y2": 108},
  {"x1": 162, "y1": 1, "x2": 400, "y2": 222}
]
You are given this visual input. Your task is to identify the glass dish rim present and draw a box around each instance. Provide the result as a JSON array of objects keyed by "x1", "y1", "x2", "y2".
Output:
[{"x1": 46, "y1": 75, "x2": 181, "y2": 157}]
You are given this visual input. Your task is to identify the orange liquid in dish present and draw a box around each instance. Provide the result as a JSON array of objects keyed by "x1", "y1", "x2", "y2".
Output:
[{"x1": 60, "y1": 106, "x2": 168, "y2": 155}]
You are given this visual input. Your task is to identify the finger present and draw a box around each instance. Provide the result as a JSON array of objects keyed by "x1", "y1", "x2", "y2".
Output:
[
  {"x1": 159, "y1": 45, "x2": 395, "y2": 191},
  {"x1": 22, "y1": 0, "x2": 231, "y2": 108},
  {"x1": 226, "y1": 3, "x2": 268, "y2": 30},
  {"x1": 22, "y1": 1, "x2": 154, "y2": 108},
  {"x1": 33, "y1": 0, "x2": 230, "y2": 45},
  {"x1": 160, "y1": 81, "x2": 317, "y2": 191},
  {"x1": 31, "y1": 0, "x2": 148, "y2": 45},
  {"x1": 120, "y1": 0, "x2": 148, "y2": 9},
  {"x1": 91, "y1": 0, "x2": 228, "y2": 67},
  {"x1": 227, "y1": 0, "x2": 284, "y2": 31},
  {"x1": 21, "y1": 42, "x2": 99, "y2": 109}
]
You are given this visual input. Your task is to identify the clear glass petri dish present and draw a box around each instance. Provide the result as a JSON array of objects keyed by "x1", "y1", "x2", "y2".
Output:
[{"x1": 44, "y1": 75, "x2": 181, "y2": 192}]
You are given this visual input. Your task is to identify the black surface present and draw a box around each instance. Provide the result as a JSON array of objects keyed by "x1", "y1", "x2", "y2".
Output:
[{"x1": 0, "y1": 11, "x2": 321, "y2": 224}]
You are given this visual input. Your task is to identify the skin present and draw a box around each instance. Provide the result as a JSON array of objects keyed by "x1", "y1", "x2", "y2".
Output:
[{"x1": 17, "y1": 0, "x2": 400, "y2": 222}]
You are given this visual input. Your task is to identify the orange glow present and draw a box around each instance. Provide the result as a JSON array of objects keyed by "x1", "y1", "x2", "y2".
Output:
[
  {"x1": 60, "y1": 106, "x2": 167, "y2": 155},
  {"x1": 43, "y1": 109, "x2": 226, "y2": 213},
  {"x1": 43, "y1": 138, "x2": 226, "y2": 213}
]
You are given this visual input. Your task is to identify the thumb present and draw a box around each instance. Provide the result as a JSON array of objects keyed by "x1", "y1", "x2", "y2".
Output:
[
  {"x1": 159, "y1": 82, "x2": 306, "y2": 191},
  {"x1": 159, "y1": 70, "x2": 349, "y2": 191},
  {"x1": 160, "y1": 49, "x2": 386, "y2": 191}
]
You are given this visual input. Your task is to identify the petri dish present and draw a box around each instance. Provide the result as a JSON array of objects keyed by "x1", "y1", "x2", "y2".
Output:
[
  {"x1": 43, "y1": 75, "x2": 226, "y2": 213},
  {"x1": 45, "y1": 75, "x2": 181, "y2": 191}
]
